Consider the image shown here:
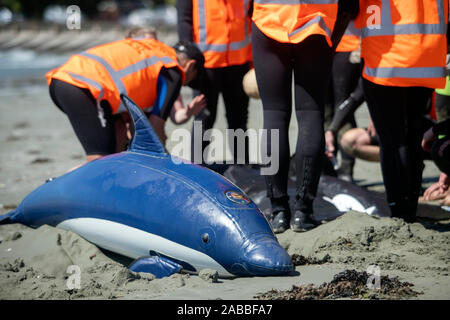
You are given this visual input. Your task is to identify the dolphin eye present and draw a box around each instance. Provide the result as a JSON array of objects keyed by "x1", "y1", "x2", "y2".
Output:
[{"x1": 201, "y1": 233, "x2": 210, "y2": 244}]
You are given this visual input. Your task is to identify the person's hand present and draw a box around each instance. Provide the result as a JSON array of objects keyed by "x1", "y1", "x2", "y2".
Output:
[
  {"x1": 325, "y1": 130, "x2": 335, "y2": 160},
  {"x1": 186, "y1": 94, "x2": 207, "y2": 117},
  {"x1": 367, "y1": 119, "x2": 377, "y2": 137},
  {"x1": 421, "y1": 126, "x2": 437, "y2": 152},
  {"x1": 422, "y1": 182, "x2": 446, "y2": 201},
  {"x1": 349, "y1": 46, "x2": 361, "y2": 64},
  {"x1": 422, "y1": 173, "x2": 450, "y2": 201},
  {"x1": 439, "y1": 190, "x2": 450, "y2": 206}
]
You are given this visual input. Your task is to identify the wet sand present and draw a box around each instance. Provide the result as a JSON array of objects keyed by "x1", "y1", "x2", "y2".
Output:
[{"x1": 0, "y1": 84, "x2": 449, "y2": 300}]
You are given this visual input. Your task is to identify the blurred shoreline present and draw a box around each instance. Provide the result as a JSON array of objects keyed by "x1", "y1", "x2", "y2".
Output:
[
  {"x1": 0, "y1": 20, "x2": 178, "y2": 52},
  {"x1": 0, "y1": 21, "x2": 178, "y2": 90}
]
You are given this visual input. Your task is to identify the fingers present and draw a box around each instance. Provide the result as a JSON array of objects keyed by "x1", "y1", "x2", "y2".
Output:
[
  {"x1": 438, "y1": 173, "x2": 450, "y2": 188},
  {"x1": 421, "y1": 139, "x2": 431, "y2": 152},
  {"x1": 423, "y1": 183, "x2": 442, "y2": 201},
  {"x1": 187, "y1": 95, "x2": 207, "y2": 116},
  {"x1": 193, "y1": 94, "x2": 206, "y2": 104},
  {"x1": 324, "y1": 131, "x2": 335, "y2": 160}
]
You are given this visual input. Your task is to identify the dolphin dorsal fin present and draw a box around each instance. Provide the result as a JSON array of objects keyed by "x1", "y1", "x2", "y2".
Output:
[{"x1": 120, "y1": 94, "x2": 166, "y2": 155}]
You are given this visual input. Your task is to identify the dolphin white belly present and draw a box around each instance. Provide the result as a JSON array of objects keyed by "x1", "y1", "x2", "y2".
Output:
[{"x1": 57, "y1": 218, "x2": 232, "y2": 277}]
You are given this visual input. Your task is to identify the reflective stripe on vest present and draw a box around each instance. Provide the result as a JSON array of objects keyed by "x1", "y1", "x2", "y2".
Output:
[
  {"x1": 288, "y1": 14, "x2": 332, "y2": 39},
  {"x1": 67, "y1": 72, "x2": 104, "y2": 100},
  {"x1": 68, "y1": 51, "x2": 176, "y2": 113},
  {"x1": 365, "y1": 66, "x2": 446, "y2": 79},
  {"x1": 361, "y1": 0, "x2": 447, "y2": 81},
  {"x1": 196, "y1": 0, "x2": 251, "y2": 53}
]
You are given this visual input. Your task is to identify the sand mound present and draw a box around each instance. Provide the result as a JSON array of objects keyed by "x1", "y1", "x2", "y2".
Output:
[
  {"x1": 0, "y1": 224, "x2": 158, "y2": 299},
  {"x1": 277, "y1": 211, "x2": 450, "y2": 273},
  {"x1": 0, "y1": 224, "x2": 218, "y2": 299},
  {"x1": 1, "y1": 211, "x2": 449, "y2": 299}
]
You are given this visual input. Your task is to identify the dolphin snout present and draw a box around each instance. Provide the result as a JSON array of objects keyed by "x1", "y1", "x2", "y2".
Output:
[{"x1": 234, "y1": 237, "x2": 293, "y2": 276}]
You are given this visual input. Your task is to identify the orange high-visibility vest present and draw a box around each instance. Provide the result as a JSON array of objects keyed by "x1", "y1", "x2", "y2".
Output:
[
  {"x1": 356, "y1": 0, "x2": 448, "y2": 88},
  {"x1": 192, "y1": 0, "x2": 252, "y2": 68},
  {"x1": 336, "y1": 20, "x2": 361, "y2": 52},
  {"x1": 252, "y1": 0, "x2": 338, "y2": 46},
  {"x1": 46, "y1": 38, "x2": 184, "y2": 114}
]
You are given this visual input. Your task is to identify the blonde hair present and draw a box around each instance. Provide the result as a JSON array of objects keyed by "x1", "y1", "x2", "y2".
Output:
[{"x1": 125, "y1": 27, "x2": 157, "y2": 40}]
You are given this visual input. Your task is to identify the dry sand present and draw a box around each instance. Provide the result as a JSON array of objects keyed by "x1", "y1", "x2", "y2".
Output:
[{"x1": 0, "y1": 85, "x2": 449, "y2": 300}]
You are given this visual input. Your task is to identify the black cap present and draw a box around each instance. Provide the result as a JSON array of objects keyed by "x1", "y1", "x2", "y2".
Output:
[{"x1": 173, "y1": 41, "x2": 205, "y2": 89}]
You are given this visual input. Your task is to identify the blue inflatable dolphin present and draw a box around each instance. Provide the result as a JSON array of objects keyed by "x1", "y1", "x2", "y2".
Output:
[{"x1": 0, "y1": 95, "x2": 293, "y2": 278}]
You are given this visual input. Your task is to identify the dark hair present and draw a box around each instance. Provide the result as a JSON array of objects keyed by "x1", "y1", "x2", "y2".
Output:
[{"x1": 173, "y1": 41, "x2": 205, "y2": 88}]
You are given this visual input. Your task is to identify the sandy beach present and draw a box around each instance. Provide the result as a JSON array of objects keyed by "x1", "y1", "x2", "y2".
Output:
[{"x1": 0, "y1": 40, "x2": 449, "y2": 300}]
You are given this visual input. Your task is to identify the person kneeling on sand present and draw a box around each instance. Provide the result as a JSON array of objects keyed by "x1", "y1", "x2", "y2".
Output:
[
  {"x1": 421, "y1": 118, "x2": 450, "y2": 205},
  {"x1": 46, "y1": 28, "x2": 206, "y2": 171}
]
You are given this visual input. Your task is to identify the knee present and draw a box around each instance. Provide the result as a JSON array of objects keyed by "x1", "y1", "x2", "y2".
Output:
[
  {"x1": 431, "y1": 138, "x2": 450, "y2": 175},
  {"x1": 340, "y1": 130, "x2": 359, "y2": 156}
]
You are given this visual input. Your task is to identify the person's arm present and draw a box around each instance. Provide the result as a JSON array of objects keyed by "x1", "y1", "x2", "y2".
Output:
[
  {"x1": 447, "y1": 21, "x2": 450, "y2": 53},
  {"x1": 325, "y1": 78, "x2": 364, "y2": 160},
  {"x1": 331, "y1": 0, "x2": 360, "y2": 50},
  {"x1": 422, "y1": 119, "x2": 450, "y2": 152},
  {"x1": 248, "y1": 0, "x2": 254, "y2": 18},
  {"x1": 327, "y1": 79, "x2": 365, "y2": 134},
  {"x1": 176, "y1": 0, "x2": 193, "y2": 42},
  {"x1": 170, "y1": 94, "x2": 207, "y2": 124},
  {"x1": 150, "y1": 67, "x2": 183, "y2": 143}
]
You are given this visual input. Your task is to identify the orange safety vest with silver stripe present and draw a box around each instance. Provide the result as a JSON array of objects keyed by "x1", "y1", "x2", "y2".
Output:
[
  {"x1": 336, "y1": 20, "x2": 361, "y2": 52},
  {"x1": 192, "y1": 0, "x2": 252, "y2": 68},
  {"x1": 252, "y1": 0, "x2": 338, "y2": 45},
  {"x1": 46, "y1": 38, "x2": 184, "y2": 114},
  {"x1": 356, "y1": 0, "x2": 448, "y2": 88}
]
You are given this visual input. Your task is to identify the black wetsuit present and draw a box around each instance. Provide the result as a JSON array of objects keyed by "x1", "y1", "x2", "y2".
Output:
[
  {"x1": 176, "y1": 0, "x2": 251, "y2": 164},
  {"x1": 431, "y1": 119, "x2": 450, "y2": 175},
  {"x1": 252, "y1": 23, "x2": 333, "y2": 214},
  {"x1": 361, "y1": 70, "x2": 433, "y2": 220},
  {"x1": 49, "y1": 67, "x2": 182, "y2": 155},
  {"x1": 327, "y1": 74, "x2": 365, "y2": 135},
  {"x1": 326, "y1": 62, "x2": 365, "y2": 178}
]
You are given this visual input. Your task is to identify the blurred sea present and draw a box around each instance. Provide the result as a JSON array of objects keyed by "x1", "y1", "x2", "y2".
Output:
[{"x1": 0, "y1": 48, "x2": 73, "y2": 95}]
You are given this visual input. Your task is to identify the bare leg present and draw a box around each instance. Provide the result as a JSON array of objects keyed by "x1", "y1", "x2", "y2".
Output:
[{"x1": 341, "y1": 128, "x2": 380, "y2": 162}]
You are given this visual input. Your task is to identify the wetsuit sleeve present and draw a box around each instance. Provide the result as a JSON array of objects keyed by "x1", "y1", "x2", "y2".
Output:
[
  {"x1": 327, "y1": 79, "x2": 365, "y2": 133},
  {"x1": 176, "y1": 0, "x2": 193, "y2": 42},
  {"x1": 432, "y1": 118, "x2": 450, "y2": 136},
  {"x1": 332, "y1": 1, "x2": 360, "y2": 50},
  {"x1": 152, "y1": 67, "x2": 182, "y2": 121},
  {"x1": 447, "y1": 22, "x2": 450, "y2": 48}
]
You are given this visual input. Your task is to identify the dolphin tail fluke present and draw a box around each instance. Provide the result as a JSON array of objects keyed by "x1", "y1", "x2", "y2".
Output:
[
  {"x1": 128, "y1": 255, "x2": 182, "y2": 279},
  {"x1": 0, "y1": 210, "x2": 16, "y2": 225},
  {"x1": 120, "y1": 94, "x2": 166, "y2": 155}
]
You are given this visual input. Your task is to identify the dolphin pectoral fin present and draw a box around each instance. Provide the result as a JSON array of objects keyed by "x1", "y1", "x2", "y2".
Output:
[
  {"x1": 120, "y1": 94, "x2": 166, "y2": 155},
  {"x1": 128, "y1": 255, "x2": 182, "y2": 279},
  {"x1": 364, "y1": 206, "x2": 376, "y2": 215},
  {"x1": 0, "y1": 210, "x2": 16, "y2": 225}
]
